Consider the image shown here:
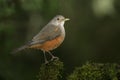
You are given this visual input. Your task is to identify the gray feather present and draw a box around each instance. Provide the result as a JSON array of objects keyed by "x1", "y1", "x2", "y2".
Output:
[
  {"x1": 12, "y1": 45, "x2": 29, "y2": 54},
  {"x1": 31, "y1": 24, "x2": 62, "y2": 45}
]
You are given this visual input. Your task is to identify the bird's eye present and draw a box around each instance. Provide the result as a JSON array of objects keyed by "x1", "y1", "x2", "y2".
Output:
[{"x1": 57, "y1": 18, "x2": 59, "y2": 20}]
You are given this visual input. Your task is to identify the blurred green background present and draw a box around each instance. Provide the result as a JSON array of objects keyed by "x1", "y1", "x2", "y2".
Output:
[{"x1": 0, "y1": 0, "x2": 120, "y2": 80}]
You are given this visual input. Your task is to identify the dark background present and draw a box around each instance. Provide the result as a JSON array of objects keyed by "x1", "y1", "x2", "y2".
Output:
[{"x1": 0, "y1": 0, "x2": 120, "y2": 80}]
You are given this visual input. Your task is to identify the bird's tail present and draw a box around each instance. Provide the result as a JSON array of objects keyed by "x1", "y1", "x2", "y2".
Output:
[{"x1": 12, "y1": 45, "x2": 29, "y2": 54}]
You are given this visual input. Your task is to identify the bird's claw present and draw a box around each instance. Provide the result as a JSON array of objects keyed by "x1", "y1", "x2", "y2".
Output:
[
  {"x1": 50, "y1": 56, "x2": 59, "y2": 61},
  {"x1": 45, "y1": 60, "x2": 49, "y2": 64}
]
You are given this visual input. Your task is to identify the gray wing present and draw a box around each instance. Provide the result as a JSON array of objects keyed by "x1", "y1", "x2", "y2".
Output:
[{"x1": 30, "y1": 24, "x2": 61, "y2": 45}]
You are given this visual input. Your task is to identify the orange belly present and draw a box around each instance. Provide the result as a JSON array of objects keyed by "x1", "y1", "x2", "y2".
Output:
[{"x1": 30, "y1": 36, "x2": 64, "y2": 52}]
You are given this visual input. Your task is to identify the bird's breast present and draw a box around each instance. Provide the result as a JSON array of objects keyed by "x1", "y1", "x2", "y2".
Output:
[{"x1": 30, "y1": 35, "x2": 64, "y2": 52}]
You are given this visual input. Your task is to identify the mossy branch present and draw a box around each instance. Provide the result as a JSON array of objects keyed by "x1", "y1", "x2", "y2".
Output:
[
  {"x1": 37, "y1": 60, "x2": 120, "y2": 80},
  {"x1": 67, "y1": 62, "x2": 120, "y2": 80},
  {"x1": 37, "y1": 59, "x2": 63, "y2": 80}
]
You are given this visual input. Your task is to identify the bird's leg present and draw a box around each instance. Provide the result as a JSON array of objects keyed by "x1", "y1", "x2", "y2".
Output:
[
  {"x1": 48, "y1": 51, "x2": 59, "y2": 61},
  {"x1": 43, "y1": 51, "x2": 49, "y2": 64}
]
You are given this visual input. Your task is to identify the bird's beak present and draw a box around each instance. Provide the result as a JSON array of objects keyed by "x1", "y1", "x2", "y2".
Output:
[{"x1": 64, "y1": 18, "x2": 70, "y2": 21}]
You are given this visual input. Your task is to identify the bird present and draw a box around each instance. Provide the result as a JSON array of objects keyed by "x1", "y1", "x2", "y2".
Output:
[{"x1": 13, "y1": 15, "x2": 70, "y2": 64}]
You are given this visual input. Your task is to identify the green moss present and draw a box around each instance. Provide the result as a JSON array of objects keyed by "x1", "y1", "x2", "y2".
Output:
[
  {"x1": 37, "y1": 59, "x2": 63, "y2": 80},
  {"x1": 67, "y1": 62, "x2": 120, "y2": 80},
  {"x1": 37, "y1": 61, "x2": 120, "y2": 80}
]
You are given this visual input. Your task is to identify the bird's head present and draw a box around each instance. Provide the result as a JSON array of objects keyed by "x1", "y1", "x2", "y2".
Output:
[{"x1": 50, "y1": 15, "x2": 70, "y2": 26}]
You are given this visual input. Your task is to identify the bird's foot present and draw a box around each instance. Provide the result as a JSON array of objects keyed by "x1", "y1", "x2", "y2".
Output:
[
  {"x1": 50, "y1": 56, "x2": 59, "y2": 61},
  {"x1": 45, "y1": 60, "x2": 49, "y2": 64}
]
